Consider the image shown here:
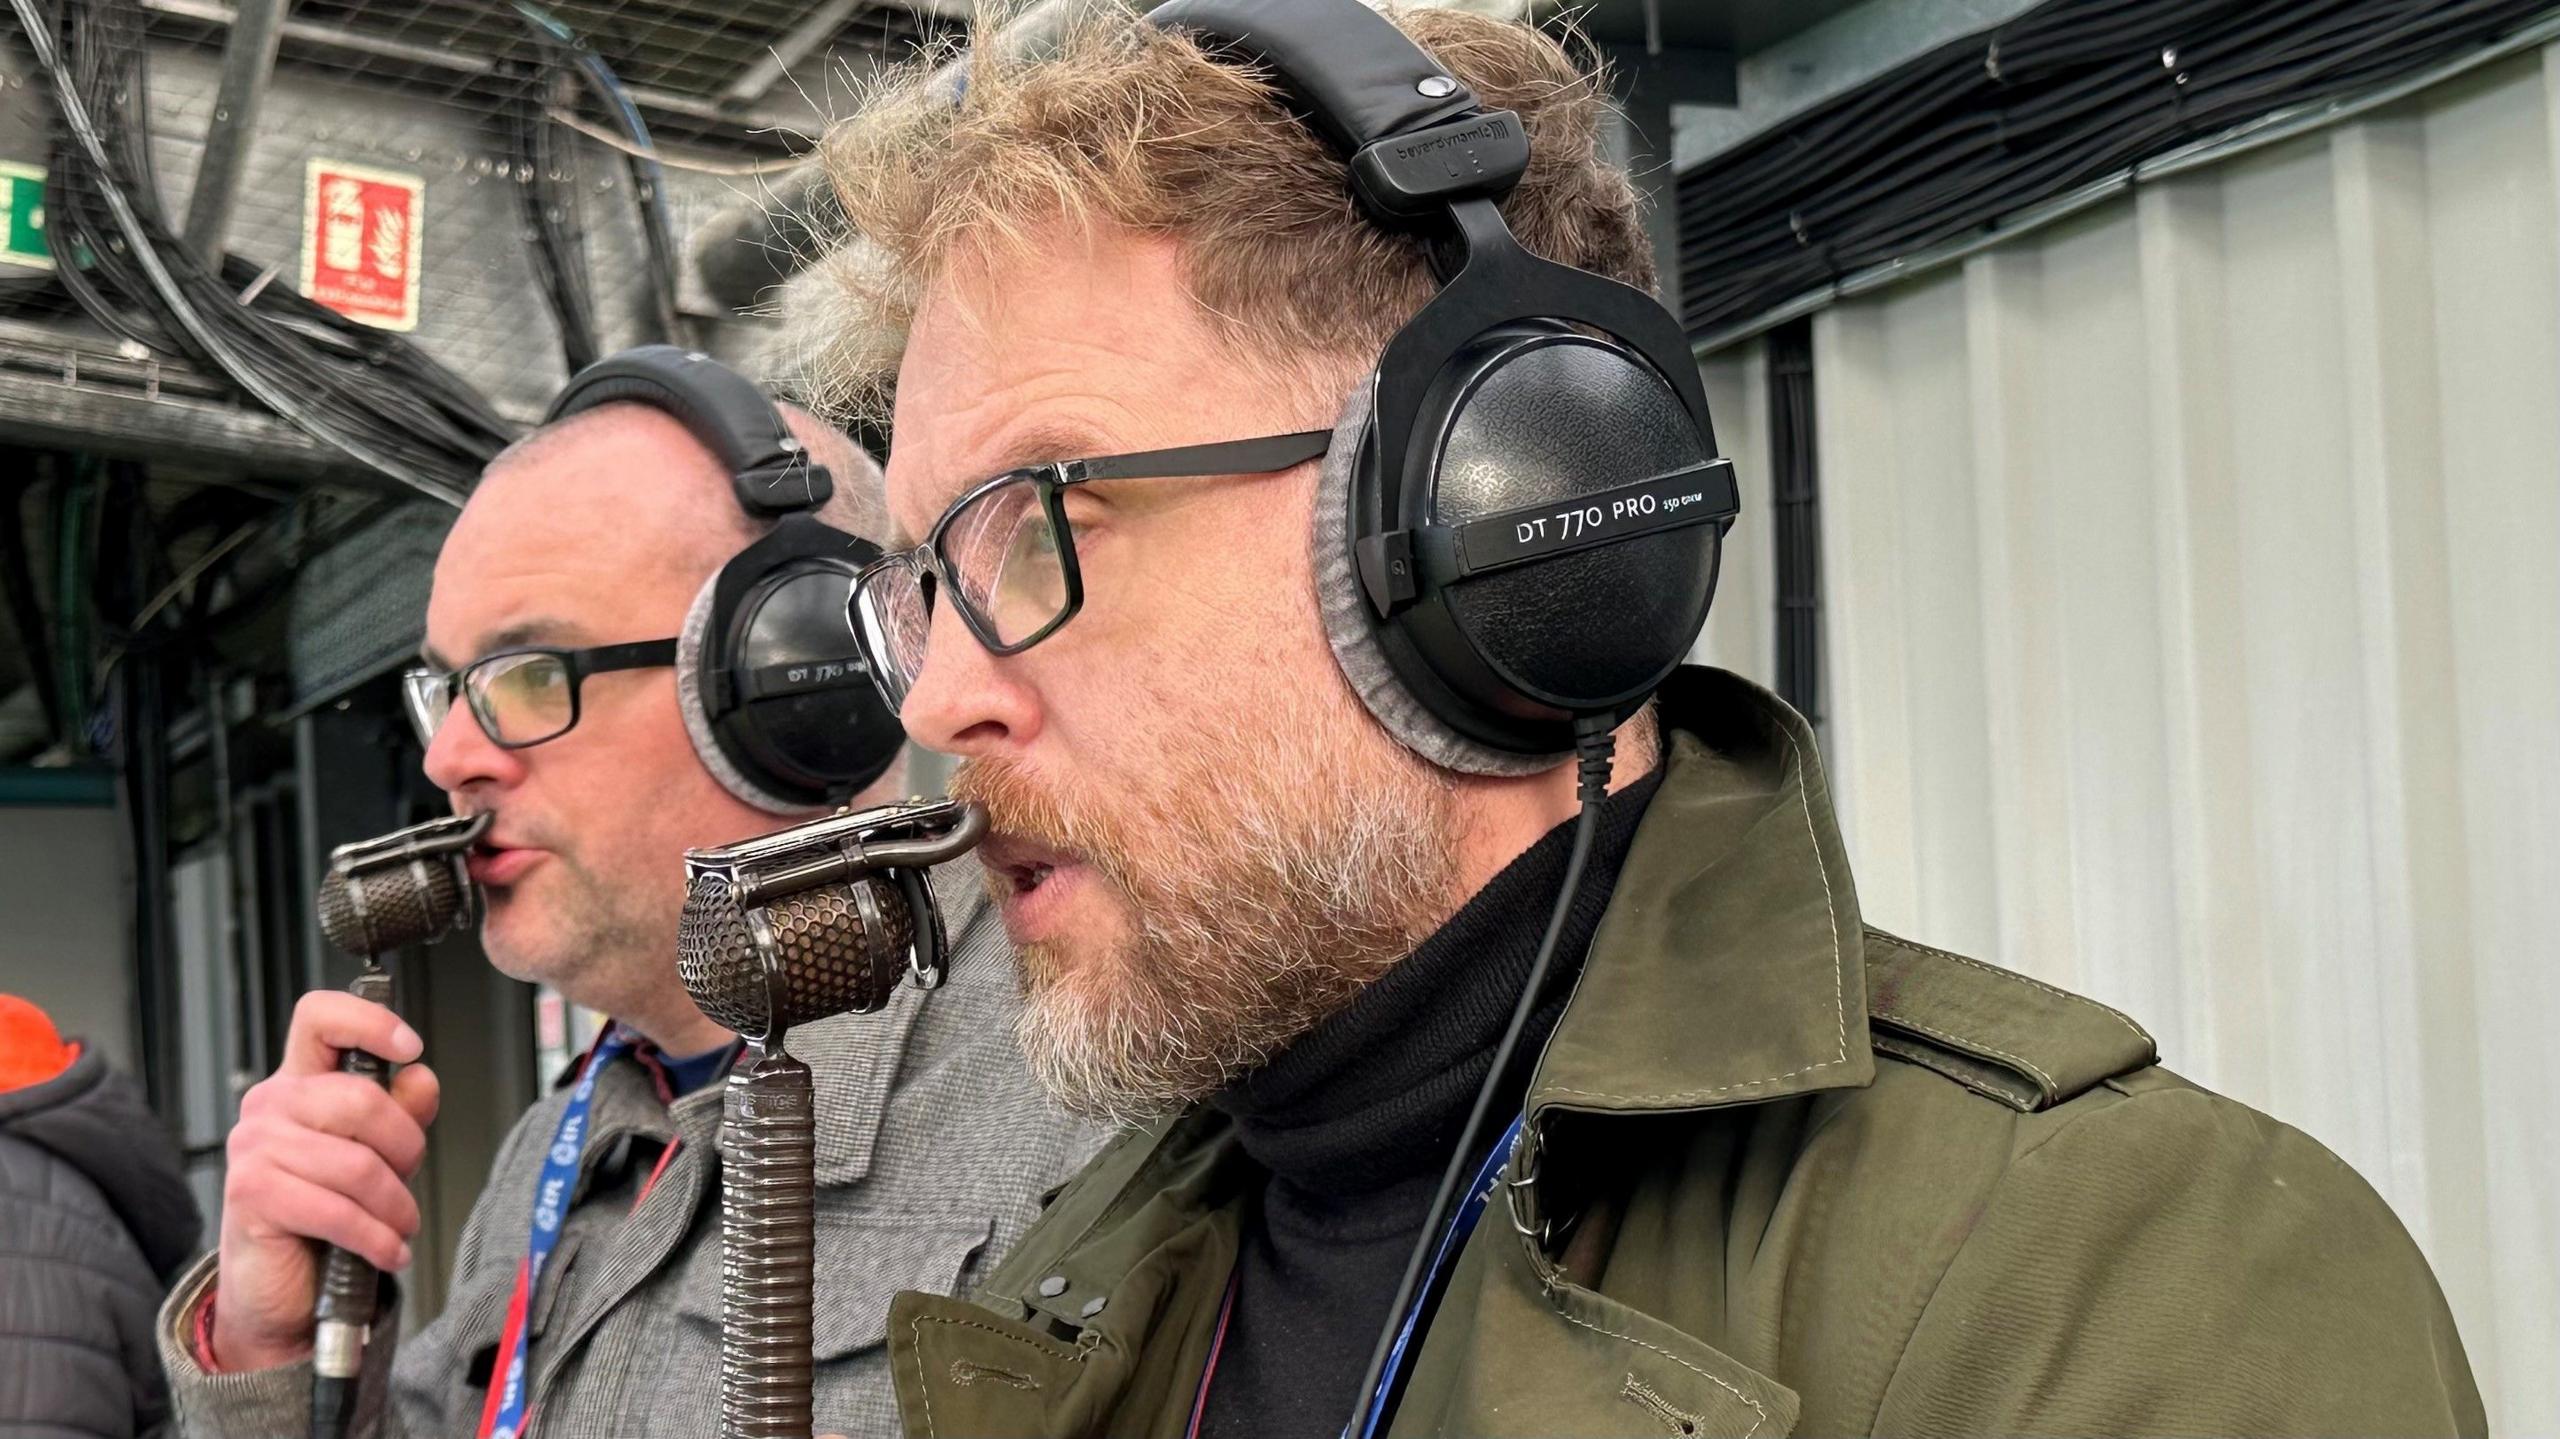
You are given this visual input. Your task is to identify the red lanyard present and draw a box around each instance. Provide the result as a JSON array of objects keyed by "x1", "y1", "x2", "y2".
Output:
[
  {"x1": 470, "y1": 1028, "x2": 687, "y2": 1439},
  {"x1": 1183, "y1": 1266, "x2": 1244, "y2": 1439}
]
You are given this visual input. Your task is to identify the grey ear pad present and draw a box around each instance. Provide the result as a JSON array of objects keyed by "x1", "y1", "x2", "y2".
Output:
[
  {"x1": 675, "y1": 571, "x2": 811, "y2": 816},
  {"x1": 1312, "y1": 381, "x2": 1568, "y2": 777}
]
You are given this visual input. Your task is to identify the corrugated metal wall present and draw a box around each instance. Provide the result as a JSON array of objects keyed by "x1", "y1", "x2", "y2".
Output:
[{"x1": 1694, "y1": 45, "x2": 2559, "y2": 1435}]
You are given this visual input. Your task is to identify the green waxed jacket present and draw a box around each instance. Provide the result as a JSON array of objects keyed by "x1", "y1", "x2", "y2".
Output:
[{"x1": 887, "y1": 668, "x2": 2484, "y2": 1438}]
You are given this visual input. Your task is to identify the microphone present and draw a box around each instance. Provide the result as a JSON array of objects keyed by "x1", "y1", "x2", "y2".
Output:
[
  {"x1": 314, "y1": 812, "x2": 488, "y2": 959},
  {"x1": 307, "y1": 811, "x2": 491, "y2": 1439},
  {"x1": 676, "y1": 798, "x2": 987, "y2": 1439}
]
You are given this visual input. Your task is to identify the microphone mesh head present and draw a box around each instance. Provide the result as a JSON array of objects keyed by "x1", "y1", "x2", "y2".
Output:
[
  {"x1": 316, "y1": 860, "x2": 468, "y2": 958},
  {"x1": 678, "y1": 871, "x2": 771, "y2": 1039},
  {"x1": 678, "y1": 871, "x2": 916, "y2": 1043}
]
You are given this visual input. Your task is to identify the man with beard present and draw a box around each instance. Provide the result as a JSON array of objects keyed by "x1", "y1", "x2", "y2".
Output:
[
  {"x1": 154, "y1": 353, "x2": 1098, "y2": 1438},
  {"x1": 819, "y1": 3, "x2": 2482, "y2": 1437}
]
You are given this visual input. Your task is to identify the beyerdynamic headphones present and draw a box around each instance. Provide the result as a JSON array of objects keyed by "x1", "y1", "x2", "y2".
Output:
[
  {"x1": 542, "y1": 345, "x2": 904, "y2": 813},
  {"x1": 1151, "y1": 0, "x2": 1741, "y2": 777}
]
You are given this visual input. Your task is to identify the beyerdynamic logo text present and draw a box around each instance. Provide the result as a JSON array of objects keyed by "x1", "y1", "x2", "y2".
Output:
[{"x1": 1392, "y1": 117, "x2": 1511, "y2": 163}]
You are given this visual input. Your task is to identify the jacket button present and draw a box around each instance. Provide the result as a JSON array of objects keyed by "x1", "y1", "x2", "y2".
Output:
[
  {"x1": 1037, "y1": 1275, "x2": 1068, "y2": 1298},
  {"x1": 1080, "y1": 1296, "x2": 1108, "y2": 1319}
]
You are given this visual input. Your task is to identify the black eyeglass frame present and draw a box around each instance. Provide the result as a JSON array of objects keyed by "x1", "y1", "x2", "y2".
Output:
[
  {"x1": 852, "y1": 428, "x2": 1332, "y2": 664},
  {"x1": 401, "y1": 638, "x2": 679, "y2": 750}
]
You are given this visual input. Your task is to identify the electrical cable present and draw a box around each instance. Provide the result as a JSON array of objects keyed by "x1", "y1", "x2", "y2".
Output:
[
  {"x1": 511, "y1": 1, "x2": 683, "y2": 344},
  {"x1": 123, "y1": 518, "x2": 262, "y2": 639},
  {"x1": 511, "y1": 65, "x2": 604, "y2": 372},
  {"x1": 581, "y1": 53, "x2": 686, "y2": 344},
  {"x1": 1675, "y1": 0, "x2": 2549, "y2": 335},
  {"x1": 1347, "y1": 713, "x2": 1618, "y2": 1438},
  {"x1": 541, "y1": 106, "x2": 810, "y2": 177},
  {"x1": 14, "y1": 0, "x2": 511, "y2": 504}
]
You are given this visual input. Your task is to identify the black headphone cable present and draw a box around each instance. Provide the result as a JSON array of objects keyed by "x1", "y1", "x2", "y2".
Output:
[{"x1": 1346, "y1": 711, "x2": 1619, "y2": 1438}]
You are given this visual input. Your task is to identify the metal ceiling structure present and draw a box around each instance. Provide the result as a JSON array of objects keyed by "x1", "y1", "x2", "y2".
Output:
[
  {"x1": 0, "y1": 0, "x2": 968, "y2": 765},
  {"x1": 140, "y1": 0, "x2": 960, "y2": 141}
]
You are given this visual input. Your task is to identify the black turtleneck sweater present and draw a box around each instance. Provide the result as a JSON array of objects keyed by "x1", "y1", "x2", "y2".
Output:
[{"x1": 1196, "y1": 766, "x2": 1665, "y2": 1439}]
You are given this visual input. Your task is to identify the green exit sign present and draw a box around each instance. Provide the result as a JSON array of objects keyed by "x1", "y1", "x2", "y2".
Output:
[{"x1": 0, "y1": 162, "x2": 53, "y2": 270}]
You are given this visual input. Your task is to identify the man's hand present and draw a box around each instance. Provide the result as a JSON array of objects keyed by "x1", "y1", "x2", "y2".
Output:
[{"x1": 209, "y1": 991, "x2": 439, "y2": 1373}]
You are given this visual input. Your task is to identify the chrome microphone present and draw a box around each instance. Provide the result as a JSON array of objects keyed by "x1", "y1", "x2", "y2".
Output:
[
  {"x1": 307, "y1": 811, "x2": 491, "y2": 1439},
  {"x1": 676, "y1": 798, "x2": 987, "y2": 1439}
]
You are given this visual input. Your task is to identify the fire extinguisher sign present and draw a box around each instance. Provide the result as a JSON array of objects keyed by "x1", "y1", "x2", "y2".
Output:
[{"x1": 300, "y1": 159, "x2": 423, "y2": 331}]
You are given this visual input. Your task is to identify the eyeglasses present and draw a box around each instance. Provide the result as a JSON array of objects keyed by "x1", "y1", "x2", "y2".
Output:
[
  {"x1": 850, "y1": 429, "x2": 1330, "y2": 709},
  {"x1": 401, "y1": 640, "x2": 678, "y2": 750}
]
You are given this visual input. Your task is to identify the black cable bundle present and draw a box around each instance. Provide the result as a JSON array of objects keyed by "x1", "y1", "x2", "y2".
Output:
[
  {"x1": 511, "y1": 0, "x2": 684, "y2": 347},
  {"x1": 10, "y1": 0, "x2": 517, "y2": 505},
  {"x1": 1676, "y1": 0, "x2": 2556, "y2": 337},
  {"x1": 510, "y1": 66, "x2": 605, "y2": 373}
]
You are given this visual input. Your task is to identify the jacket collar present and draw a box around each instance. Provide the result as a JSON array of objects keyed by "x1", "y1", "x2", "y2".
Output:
[
  {"x1": 1530, "y1": 667, "x2": 1873, "y2": 1123},
  {"x1": 900, "y1": 670, "x2": 1864, "y2": 1437}
]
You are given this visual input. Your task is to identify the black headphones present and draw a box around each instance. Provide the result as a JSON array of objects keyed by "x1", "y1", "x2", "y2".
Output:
[
  {"x1": 1151, "y1": 0, "x2": 1740, "y2": 774},
  {"x1": 543, "y1": 345, "x2": 905, "y2": 813}
]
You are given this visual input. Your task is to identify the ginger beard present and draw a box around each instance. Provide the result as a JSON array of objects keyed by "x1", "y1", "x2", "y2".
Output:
[{"x1": 951, "y1": 691, "x2": 1459, "y2": 1124}]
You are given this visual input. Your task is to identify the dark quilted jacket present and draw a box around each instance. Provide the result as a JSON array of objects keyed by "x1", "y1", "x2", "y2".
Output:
[{"x1": 0, "y1": 1047, "x2": 203, "y2": 1438}]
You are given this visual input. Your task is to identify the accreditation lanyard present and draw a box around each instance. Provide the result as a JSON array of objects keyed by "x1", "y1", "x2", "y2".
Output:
[
  {"x1": 1183, "y1": 1114, "x2": 1525, "y2": 1439},
  {"x1": 1347, "y1": 1113, "x2": 1524, "y2": 1439},
  {"x1": 475, "y1": 1026, "x2": 634, "y2": 1439}
]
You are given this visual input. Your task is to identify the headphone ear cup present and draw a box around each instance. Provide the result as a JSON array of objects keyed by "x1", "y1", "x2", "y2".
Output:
[
  {"x1": 676, "y1": 569, "x2": 809, "y2": 815},
  {"x1": 1314, "y1": 381, "x2": 1559, "y2": 776},
  {"x1": 1325, "y1": 328, "x2": 1723, "y2": 770},
  {"x1": 1419, "y1": 330, "x2": 1719, "y2": 713}
]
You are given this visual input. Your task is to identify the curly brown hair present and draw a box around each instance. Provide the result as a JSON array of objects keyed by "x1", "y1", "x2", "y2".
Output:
[{"x1": 811, "y1": 1, "x2": 1651, "y2": 423}]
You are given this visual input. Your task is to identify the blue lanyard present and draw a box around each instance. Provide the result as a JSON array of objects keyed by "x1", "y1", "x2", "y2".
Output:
[
  {"x1": 479, "y1": 1026, "x2": 633, "y2": 1439},
  {"x1": 1346, "y1": 1114, "x2": 1525, "y2": 1439}
]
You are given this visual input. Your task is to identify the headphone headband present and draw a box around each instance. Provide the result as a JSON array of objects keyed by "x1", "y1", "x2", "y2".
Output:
[
  {"x1": 544, "y1": 345, "x2": 834, "y2": 519},
  {"x1": 541, "y1": 345, "x2": 901, "y2": 812},
  {"x1": 1148, "y1": 0, "x2": 1735, "y2": 766},
  {"x1": 1147, "y1": 0, "x2": 1527, "y2": 222}
]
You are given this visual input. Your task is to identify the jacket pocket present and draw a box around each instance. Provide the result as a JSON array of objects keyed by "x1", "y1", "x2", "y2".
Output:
[{"x1": 441, "y1": 1236, "x2": 561, "y2": 1394}]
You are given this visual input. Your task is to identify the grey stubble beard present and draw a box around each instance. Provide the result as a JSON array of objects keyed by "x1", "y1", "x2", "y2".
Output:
[{"x1": 965, "y1": 709, "x2": 1458, "y2": 1126}]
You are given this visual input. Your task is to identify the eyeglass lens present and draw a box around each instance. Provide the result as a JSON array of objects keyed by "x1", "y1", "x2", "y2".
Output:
[
  {"x1": 400, "y1": 669, "x2": 449, "y2": 746},
  {"x1": 944, "y1": 478, "x2": 1071, "y2": 646},
  {"x1": 473, "y1": 651, "x2": 575, "y2": 745},
  {"x1": 405, "y1": 651, "x2": 577, "y2": 749},
  {"x1": 856, "y1": 476, "x2": 1073, "y2": 707},
  {"x1": 855, "y1": 567, "x2": 932, "y2": 711}
]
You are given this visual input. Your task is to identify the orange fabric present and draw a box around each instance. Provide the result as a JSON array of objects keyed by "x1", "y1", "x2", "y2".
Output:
[{"x1": 0, "y1": 994, "x2": 79, "y2": 1091}]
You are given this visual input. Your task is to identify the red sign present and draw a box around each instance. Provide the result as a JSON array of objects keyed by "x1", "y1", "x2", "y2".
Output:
[{"x1": 300, "y1": 160, "x2": 423, "y2": 331}]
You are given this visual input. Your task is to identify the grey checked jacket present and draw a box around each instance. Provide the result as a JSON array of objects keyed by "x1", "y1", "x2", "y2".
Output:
[{"x1": 156, "y1": 857, "x2": 1103, "y2": 1439}]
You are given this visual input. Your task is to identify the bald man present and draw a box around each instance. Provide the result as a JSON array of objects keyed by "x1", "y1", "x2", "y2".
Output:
[{"x1": 156, "y1": 368, "x2": 1100, "y2": 1439}]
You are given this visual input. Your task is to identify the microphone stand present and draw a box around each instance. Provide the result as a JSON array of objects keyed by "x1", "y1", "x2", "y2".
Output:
[{"x1": 678, "y1": 799, "x2": 985, "y2": 1439}]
